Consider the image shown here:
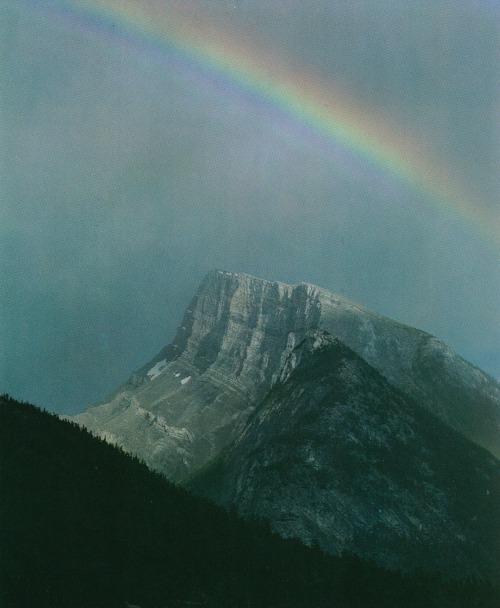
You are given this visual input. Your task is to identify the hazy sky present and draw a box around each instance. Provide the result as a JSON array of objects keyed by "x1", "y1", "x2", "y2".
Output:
[{"x1": 2, "y1": 0, "x2": 499, "y2": 414}]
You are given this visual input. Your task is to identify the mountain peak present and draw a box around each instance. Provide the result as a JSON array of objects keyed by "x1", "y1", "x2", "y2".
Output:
[
  {"x1": 72, "y1": 271, "x2": 500, "y2": 480},
  {"x1": 69, "y1": 270, "x2": 500, "y2": 579}
]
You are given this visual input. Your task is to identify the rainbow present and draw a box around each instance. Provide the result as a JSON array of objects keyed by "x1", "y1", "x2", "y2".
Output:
[{"x1": 15, "y1": 0, "x2": 498, "y2": 243}]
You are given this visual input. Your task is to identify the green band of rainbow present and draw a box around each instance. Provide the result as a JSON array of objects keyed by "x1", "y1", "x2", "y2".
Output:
[{"x1": 21, "y1": 0, "x2": 499, "y2": 244}]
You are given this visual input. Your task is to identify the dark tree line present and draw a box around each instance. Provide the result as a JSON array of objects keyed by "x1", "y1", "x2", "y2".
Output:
[{"x1": 0, "y1": 394, "x2": 497, "y2": 608}]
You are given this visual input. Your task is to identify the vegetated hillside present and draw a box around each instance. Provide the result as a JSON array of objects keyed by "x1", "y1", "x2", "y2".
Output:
[{"x1": 1, "y1": 395, "x2": 497, "y2": 608}]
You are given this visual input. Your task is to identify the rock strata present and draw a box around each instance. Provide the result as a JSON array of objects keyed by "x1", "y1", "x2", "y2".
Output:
[
  {"x1": 70, "y1": 270, "x2": 500, "y2": 579},
  {"x1": 72, "y1": 270, "x2": 500, "y2": 479},
  {"x1": 189, "y1": 332, "x2": 500, "y2": 580}
]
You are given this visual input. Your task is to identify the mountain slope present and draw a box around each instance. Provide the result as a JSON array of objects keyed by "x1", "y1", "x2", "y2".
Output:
[
  {"x1": 71, "y1": 270, "x2": 500, "y2": 484},
  {"x1": 188, "y1": 332, "x2": 500, "y2": 581},
  {"x1": 5, "y1": 394, "x2": 497, "y2": 608}
]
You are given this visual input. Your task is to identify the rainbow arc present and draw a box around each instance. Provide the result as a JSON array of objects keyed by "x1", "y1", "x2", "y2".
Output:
[{"x1": 21, "y1": 0, "x2": 498, "y2": 243}]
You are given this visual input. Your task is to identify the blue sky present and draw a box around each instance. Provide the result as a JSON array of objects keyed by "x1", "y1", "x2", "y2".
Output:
[{"x1": 1, "y1": 1, "x2": 498, "y2": 414}]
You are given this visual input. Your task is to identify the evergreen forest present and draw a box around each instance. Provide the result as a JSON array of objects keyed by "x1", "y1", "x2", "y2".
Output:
[{"x1": 0, "y1": 394, "x2": 497, "y2": 608}]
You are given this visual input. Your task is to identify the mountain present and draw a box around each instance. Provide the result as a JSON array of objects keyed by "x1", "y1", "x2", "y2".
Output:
[
  {"x1": 72, "y1": 270, "x2": 500, "y2": 479},
  {"x1": 188, "y1": 332, "x2": 500, "y2": 581},
  {"x1": 6, "y1": 394, "x2": 497, "y2": 608},
  {"x1": 69, "y1": 270, "x2": 500, "y2": 579}
]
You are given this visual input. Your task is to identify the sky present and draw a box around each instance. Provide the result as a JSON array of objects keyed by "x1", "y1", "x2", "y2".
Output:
[{"x1": 1, "y1": 0, "x2": 499, "y2": 415}]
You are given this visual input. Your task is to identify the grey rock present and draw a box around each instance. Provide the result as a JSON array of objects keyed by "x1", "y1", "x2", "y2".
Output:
[
  {"x1": 189, "y1": 332, "x2": 500, "y2": 580},
  {"x1": 69, "y1": 270, "x2": 500, "y2": 578},
  {"x1": 71, "y1": 270, "x2": 500, "y2": 480}
]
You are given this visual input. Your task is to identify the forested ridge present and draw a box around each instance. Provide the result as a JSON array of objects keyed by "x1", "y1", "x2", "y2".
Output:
[{"x1": 0, "y1": 394, "x2": 497, "y2": 608}]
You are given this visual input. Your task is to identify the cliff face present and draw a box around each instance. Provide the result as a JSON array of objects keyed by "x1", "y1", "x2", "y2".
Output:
[
  {"x1": 189, "y1": 332, "x2": 500, "y2": 580},
  {"x1": 70, "y1": 270, "x2": 500, "y2": 579},
  {"x1": 72, "y1": 270, "x2": 500, "y2": 481},
  {"x1": 71, "y1": 271, "x2": 324, "y2": 480}
]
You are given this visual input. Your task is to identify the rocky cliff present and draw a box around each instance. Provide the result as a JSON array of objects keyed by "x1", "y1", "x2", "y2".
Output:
[
  {"x1": 70, "y1": 270, "x2": 500, "y2": 579},
  {"x1": 189, "y1": 331, "x2": 499, "y2": 580},
  {"x1": 71, "y1": 271, "x2": 323, "y2": 480},
  {"x1": 72, "y1": 270, "x2": 500, "y2": 481}
]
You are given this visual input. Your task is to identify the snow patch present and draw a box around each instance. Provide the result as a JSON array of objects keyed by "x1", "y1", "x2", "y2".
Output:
[
  {"x1": 181, "y1": 375, "x2": 192, "y2": 385},
  {"x1": 147, "y1": 359, "x2": 167, "y2": 380}
]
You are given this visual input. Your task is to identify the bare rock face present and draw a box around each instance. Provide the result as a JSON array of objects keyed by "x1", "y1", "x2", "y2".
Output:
[
  {"x1": 70, "y1": 270, "x2": 500, "y2": 579},
  {"x1": 71, "y1": 271, "x2": 324, "y2": 480},
  {"x1": 72, "y1": 270, "x2": 500, "y2": 481},
  {"x1": 189, "y1": 332, "x2": 500, "y2": 580}
]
